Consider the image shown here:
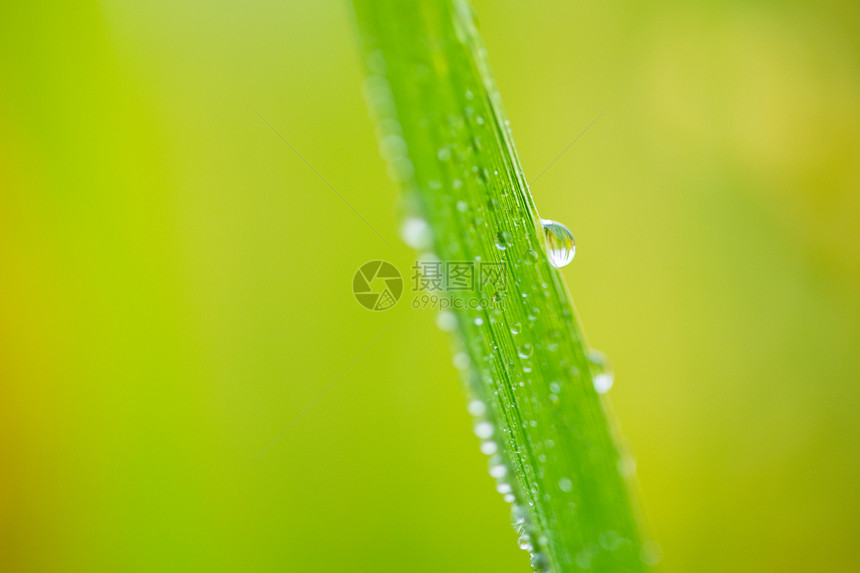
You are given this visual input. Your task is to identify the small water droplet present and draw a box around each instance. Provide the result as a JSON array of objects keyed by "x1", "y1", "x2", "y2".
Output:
[
  {"x1": 518, "y1": 534, "x2": 533, "y2": 551},
  {"x1": 480, "y1": 440, "x2": 498, "y2": 455},
  {"x1": 549, "y1": 382, "x2": 561, "y2": 394},
  {"x1": 456, "y1": 200, "x2": 468, "y2": 212},
  {"x1": 510, "y1": 322, "x2": 522, "y2": 335},
  {"x1": 618, "y1": 454, "x2": 637, "y2": 477},
  {"x1": 540, "y1": 218, "x2": 576, "y2": 268},
  {"x1": 474, "y1": 317, "x2": 484, "y2": 326},
  {"x1": 401, "y1": 217, "x2": 432, "y2": 249},
  {"x1": 467, "y1": 399, "x2": 486, "y2": 416},
  {"x1": 518, "y1": 344, "x2": 534, "y2": 359},
  {"x1": 453, "y1": 352, "x2": 470, "y2": 370},
  {"x1": 600, "y1": 530, "x2": 623, "y2": 551},
  {"x1": 640, "y1": 540, "x2": 663, "y2": 566},
  {"x1": 587, "y1": 349, "x2": 614, "y2": 393},
  {"x1": 558, "y1": 477, "x2": 573, "y2": 492},
  {"x1": 495, "y1": 230, "x2": 511, "y2": 251},
  {"x1": 435, "y1": 311, "x2": 457, "y2": 332},
  {"x1": 474, "y1": 421, "x2": 494, "y2": 439},
  {"x1": 437, "y1": 147, "x2": 451, "y2": 161},
  {"x1": 497, "y1": 482, "x2": 512, "y2": 494},
  {"x1": 489, "y1": 464, "x2": 507, "y2": 479}
]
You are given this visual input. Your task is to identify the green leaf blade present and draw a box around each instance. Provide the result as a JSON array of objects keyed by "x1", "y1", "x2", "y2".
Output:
[{"x1": 353, "y1": 1, "x2": 651, "y2": 570}]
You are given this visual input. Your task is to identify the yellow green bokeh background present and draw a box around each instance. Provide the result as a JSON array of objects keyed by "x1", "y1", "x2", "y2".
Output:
[{"x1": 2, "y1": 1, "x2": 859, "y2": 571}]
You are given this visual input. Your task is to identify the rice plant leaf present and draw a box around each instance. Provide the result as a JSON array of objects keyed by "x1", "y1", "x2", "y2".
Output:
[{"x1": 352, "y1": 1, "x2": 651, "y2": 570}]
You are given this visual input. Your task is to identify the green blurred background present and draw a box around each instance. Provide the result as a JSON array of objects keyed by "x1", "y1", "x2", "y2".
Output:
[{"x1": 2, "y1": 1, "x2": 858, "y2": 571}]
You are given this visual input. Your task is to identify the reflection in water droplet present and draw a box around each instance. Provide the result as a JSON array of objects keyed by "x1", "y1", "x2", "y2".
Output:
[
  {"x1": 587, "y1": 349, "x2": 614, "y2": 393},
  {"x1": 541, "y1": 218, "x2": 576, "y2": 268}
]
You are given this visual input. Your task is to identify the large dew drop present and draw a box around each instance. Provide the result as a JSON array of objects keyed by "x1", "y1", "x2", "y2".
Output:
[{"x1": 540, "y1": 219, "x2": 575, "y2": 268}]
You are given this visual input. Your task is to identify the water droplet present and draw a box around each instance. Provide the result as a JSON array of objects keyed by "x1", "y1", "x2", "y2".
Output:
[
  {"x1": 480, "y1": 440, "x2": 498, "y2": 455},
  {"x1": 474, "y1": 317, "x2": 484, "y2": 326},
  {"x1": 599, "y1": 530, "x2": 623, "y2": 551},
  {"x1": 540, "y1": 218, "x2": 576, "y2": 268},
  {"x1": 456, "y1": 200, "x2": 468, "y2": 212},
  {"x1": 489, "y1": 464, "x2": 507, "y2": 479},
  {"x1": 437, "y1": 147, "x2": 451, "y2": 161},
  {"x1": 510, "y1": 322, "x2": 522, "y2": 335},
  {"x1": 436, "y1": 311, "x2": 457, "y2": 332},
  {"x1": 549, "y1": 382, "x2": 561, "y2": 394},
  {"x1": 587, "y1": 349, "x2": 614, "y2": 393},
  {"x1": 453, "y1": 352, "x2": 471, "y2": 370},
  {"x1": 518, "y1": 344, "x2": 534, "y2": 359},
  {"x1": 495, "y1": 230, "x2": 511, "y2": 251},
  {"x1": 558, "y1": 477, "x2": 573, "y2": 492},
  {"x1": 474, "y1": 421, "x2": 494, "y2": 439},
  {"x1": 379, "y1": 134, "x2": 407, "y2": 160},
  {"x1": 518, "y1": 534, "x2": 533, "y2": 551},
  {"x1": 497, "y1": 482, "x2": 512, "y2": 494},
  {"x1": 503, "y1": 493, "x2": 516, "y2": 503},
  {"x1": 618, "y1": 454, "x2": 637, "y2": 477},
  {"x1": 467, "y1": 399, "x2": 486, "y2": 416},
  {"x1": 401, "y1": 217, "x2": 432, "y2": 249},
  {"x1": 640, "y1": 540, "x2": 663, "y2": 566}
]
